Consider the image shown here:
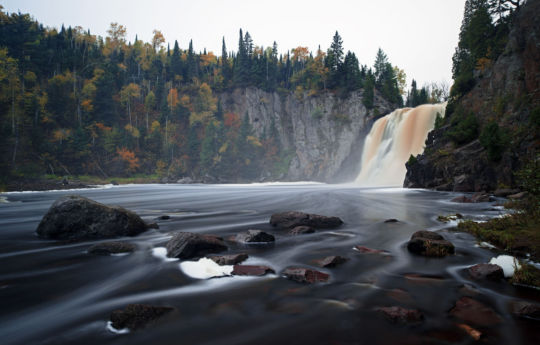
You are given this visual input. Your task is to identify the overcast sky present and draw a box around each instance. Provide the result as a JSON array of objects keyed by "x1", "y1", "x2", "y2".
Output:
[{"x1": 3, "y1": 0, "x2": 465, "y2": 87}]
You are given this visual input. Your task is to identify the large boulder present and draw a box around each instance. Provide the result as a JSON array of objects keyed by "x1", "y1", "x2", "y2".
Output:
[
  {"x1": 270, "y1": 211, "x2": 343, "y2": 230},
  {"x1": 407, "y1": 231, "x2": 455, "y2": 257},
  {"x1": 166, "y1": 232, "x2": 227, "y2": 259},
  {"x1": 109, "y1": 304, "x2": 174, "y2": 331},
  {"x1": 36, "y1": 195, "x2": 151, "y2": 241}
]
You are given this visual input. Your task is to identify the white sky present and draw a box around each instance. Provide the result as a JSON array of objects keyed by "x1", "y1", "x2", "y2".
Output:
[{"x1": 2, "y1": 0, "x2": 465, "y2": 87}]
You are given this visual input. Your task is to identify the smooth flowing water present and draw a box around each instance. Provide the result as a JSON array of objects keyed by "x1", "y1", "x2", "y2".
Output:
[{"x1": 0, "y1": 184, "x2": 537, "y2": 345}]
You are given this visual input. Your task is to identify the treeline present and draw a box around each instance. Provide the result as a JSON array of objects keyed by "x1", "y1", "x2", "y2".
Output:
[{"x1": 0, "y1": 6, "x2": 406, "y2": 182}]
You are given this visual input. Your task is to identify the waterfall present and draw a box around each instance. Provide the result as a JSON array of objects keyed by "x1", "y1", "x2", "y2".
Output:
[{"x1": 355, "y1": 103, "x2": 447, "y2": 187}]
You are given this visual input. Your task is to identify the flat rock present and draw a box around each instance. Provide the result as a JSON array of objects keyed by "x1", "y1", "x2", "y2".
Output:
[
  {"x1": 375, "y1": 306, "x2": 423, "y2": 324},
  {"x1": 233, "y1": 230, "x2": 275, "y2": 243},
  {"x1": 450, "y1": 297, "x2": 502, "y2": 326},
  {"x1": 270, "y1": 211, "x2": 343, "y2": 230},
  {"x1": 354, "y1": 245, "x2": 388, "y2": 255},
  {"x1": 510, "y1": 301, "x2": 540, "y2": 320},
  {"x1": 166, "y1": 232, "x2": 227, "y2": 259},
  {"x1": 232, "y1": 265, "x2": 275, "y2": 276},
  {"x1": 110, "y1": 304, "x2": 174, "y2": 331},
  {"x1": 282, "y1": 267, "x2": 330, "y2": 284},
  {"x1": 36, "y1": 195, "x2": 150, "y2": 241},
  {"x1": 88, "y1": 241, "x2": 136, "y2": 255},
  {"x1": 468, "y1": 263, "x2": 504, "y2": 281},
  {"x1": 407, "y1": 231, "x2": 454, "y2": 257},
  {"x1": 289, "y1": 226, "x2": 315, "y2": 235},
  {"x1": 209, "y1": 253, "x2": 248, "y2": 265},
  {"x1": 494, "y1": 189, "x2": 520, "y2": 197},
  {"x1": 314, "y1": 255, "x2": 349, "y2": 268}
]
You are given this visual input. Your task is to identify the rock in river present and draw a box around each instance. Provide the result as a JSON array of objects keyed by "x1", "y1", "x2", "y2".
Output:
[
  {"x1": 209, "y1": 253, "x2": 249, "y2": 265},
  {"x1": 468, "y1": 263, "x2": 504, "y2": 281},
  {"x1": 282, "y1": 267, "x2": 330, "y2": 284},
  {"x1": 110, "y1": 304, "x2": 174, "y2": 331},
  {"x1": 166, "y1": 232, "x2": 227, "y2": 259},
  {"x1": 314, "y1": 255, "x2": 349, "y2": 268},
  {"x1": 270, "y1": 211, "x2": 343, "y2": 230},
  {"x1": 88, "y1": 241, "x2": 136, "y2": 255},
  {"x1": 232, "y1": 265, "x2": 275, "y2": 276},
  {"x1": 375, "y1": 306, "x2": 424, "y2": 324},
  {"x1": 407, "y1": 230, "x2": 455, "y2": 257},
  {"x1": 233, "y1": 230, "x2": 275, "y2": 243},
  {"x1": 36, "y1": 195, "x2": 151, "y2": 241}
]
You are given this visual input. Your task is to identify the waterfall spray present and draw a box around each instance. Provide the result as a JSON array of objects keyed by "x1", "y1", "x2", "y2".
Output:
[{"x1": 355, "y1": 103, "x2": 446, "y2": 186}]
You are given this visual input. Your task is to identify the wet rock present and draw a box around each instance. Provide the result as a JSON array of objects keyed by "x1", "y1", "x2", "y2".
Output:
[
  {"x1": 354, "y1": 245, "x2": 388, "y2": 254},
  {"x1": 468, "y1": 263, "x2": 504, "y2": 281},
  {"x1": 375, "y1": 306, "x2": 424, "y2": 324},
  {"x1": 110, "y1": 180, "x2": 119, "y2": 186},
  {"x1": 270, "y1": 211, "x2": 343, "y2": 230},
  {"x1": 157, "y1": 215, "x2": 170, "y2": 220},
  {"x1": 233, "y1": 230, "x2": 275, "y2": 243},
  {"x1": 437, "y1": 214, "x2": 463, "y2": 223},
  {"x1": 508, "y1": 191, "x2": 527, "y2": 200},
  {"x1": 210, "y1": 253, "x2": 248, "y2": 265},
  {"x1": 166, "y1": 232, "x2": 227, "y2": 259},
  {"x1": 146, "y1": 222, "x2": 159, "y2": 229},
  {"x1": 510, "y1": 301, "x2": 540, "y2": 320},
  {"x1": 110, "y1": 304, "x2": 174, "y2": 331},
  {"x1": 384, "y1": 218, "x2": 399, "y2": 223},
  {"x1": 176, "y1": 177, "x2": 194, "y2": 184},
  {"x1": 289, "y1": 226, "x2": 315, "y2": 235},
  {"x1": 451, "y1": 195, "x2": 473, "y2": 203},
  {"x1": 470, "y1": 192, "x2": 491, "y2": 203},
  {"x1": 494, "y1": 188, "x2": 520, "y2": 197},
  {"x1": 282, "y1": 267, "x2": 330, "y2": 284},
  {"x1": 88, "y1": 241, "x2": 136, "y2": 255},
  {"x1": 36, "y1": 195, "x2": 151, "y2": 241},
  {"x1": 314, "y1": 255, "x2": 349, "y2": 268},
  {"x1": 457, "y1": 324, "x2": 482, "y2": 341},
  {"x1": 232, "y1": 265, "x2": 275, "y2": 276},
  {"x1": 386, "y1": 289, "x2": 414, "y2": 304},
  {"x1": 450, "y1": 297, "x2": 502, "y2": 326},
  {"x1": 407, "y1": 231, "x2": 455, "y2": 257}
]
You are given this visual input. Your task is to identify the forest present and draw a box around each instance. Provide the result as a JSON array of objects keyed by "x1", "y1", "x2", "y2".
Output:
[{"x1": 0, "y1": 4, "x2": 453, "y2": 185}]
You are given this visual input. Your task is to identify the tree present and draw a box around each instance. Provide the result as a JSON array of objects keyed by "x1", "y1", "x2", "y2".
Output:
[
  {"x1": 152, "y1": 30, "x2": 165, "y2": 51},
  {"x1": 373, "y1": 48, "x2": 388, "y2": 85},
  {"x1": 120, "y1": 83, "x2": 140, "y2": 127}
]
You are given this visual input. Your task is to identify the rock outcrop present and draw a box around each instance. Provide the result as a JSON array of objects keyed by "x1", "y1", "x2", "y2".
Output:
[
  {"x1": 36, "y1": 195, "x2": 151, "y2": 241},
  {"x1": 220, "y1": 87, "x2": 394, "y2": 181},
  {"x1": 404, "y1": 0, "x2": 540, "y2": 192}
]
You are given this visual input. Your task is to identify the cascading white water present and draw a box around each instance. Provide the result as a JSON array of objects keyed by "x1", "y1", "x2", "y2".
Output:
[{"x1": 355, "y1": 103, "x2": 447, "y2": 186}]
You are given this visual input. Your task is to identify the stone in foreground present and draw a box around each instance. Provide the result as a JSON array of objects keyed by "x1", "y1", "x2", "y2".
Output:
[
  {"x1": 407, "y1": 231, "x2": 455, "y2": 257},
  {"x1": 375, "y1": 306, "x2": 424, "y2": 324},
  {"x1": 232, "y1": 265, "x2": 275, "y2": 276},
  {"x1": 270, "y1": 211, "x2": 343, "y2": 230},
  {"x1": 209, "y1": 253, "x2": 248, "y2": 265},
  {"x1": 468, "y1": 263, "x2": 504, "y2": 281},
  {"x1": 510, "y1": 301, "x2": 540, "y2": 320},
  {"x1": 88, "y1": 241, "x2": 136, "y2": 255},
  {"x1": 315, "y1": 255, "x2": 349, "y2": 268},
  {"x1": 450, "y1": 297, "x2": 502, "y2": 326},
  {"x1": 110, "y1": 304, "x2": 174, "y2": 331},
  {"x1": 36, "y1": 195, "x2": 151, "y2": 241},
  {"x1": 282, "y1": 267, "x2": 330, "y2": 284},
  {"x1": 166, "y1": 232, "x2": 227, "y2": 259},
  {"x1": 234, "y1": 230, "x2": 275, "y2": 243}
]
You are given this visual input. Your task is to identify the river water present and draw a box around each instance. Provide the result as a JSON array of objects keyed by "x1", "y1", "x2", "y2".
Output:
[{"x1": 0, "y1": 183, "x2": 537, "y2": 345}]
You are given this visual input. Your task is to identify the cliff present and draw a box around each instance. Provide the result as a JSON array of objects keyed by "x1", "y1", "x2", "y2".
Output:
[
  {"x1": 405, "y1": 0, "x2": 540, "y2": 192},
  {"x1": 220, "y1": 88, "x2": 394, "y2": 182}
]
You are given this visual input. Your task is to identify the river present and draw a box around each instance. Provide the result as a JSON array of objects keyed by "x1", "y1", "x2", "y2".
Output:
[{"x1": 0, "y1": 183, "x2": 537, "y2": 344}]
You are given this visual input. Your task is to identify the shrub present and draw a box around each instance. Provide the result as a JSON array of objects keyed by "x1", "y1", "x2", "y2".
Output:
[
  {"x1": 479, "y1": 121, "x2": 507, "y2": 161},
  {"x1": 445, "y1": 109, "x2": 479, "y2": 145}
]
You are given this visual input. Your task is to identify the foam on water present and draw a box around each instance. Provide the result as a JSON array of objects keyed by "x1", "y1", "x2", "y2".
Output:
[
  {"x1": 179, "y1": 258, "x2": 234, "y2": 279},
  {"x1": 151, "y1": 247, "x2": 179, "y2": 262}
]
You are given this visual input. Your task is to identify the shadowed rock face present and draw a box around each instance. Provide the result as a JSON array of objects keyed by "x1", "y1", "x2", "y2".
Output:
[
  {"x1": 36, "y1": 195, "x2": 150, "y2": 241},
  {"x1": 166, "y1": 232, "x2": 227, "y2": 259},
  {"x1": 270, "y1": 211, "x2": 343, "y2": 230},
  {"x1": 110, "y1": 304, "x2": 174, "y2": 331}
]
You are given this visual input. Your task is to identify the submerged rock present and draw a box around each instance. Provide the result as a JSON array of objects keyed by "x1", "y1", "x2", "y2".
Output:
[
  {"x1": 375, "y1": 306, "x2": 424, "y2": 324},
  {"x1": 457, "y1": 323, "x2": 482, "y2": 341},
  {"x1": 233, "y1": 230, "x2": 275, "y2": 243},
  {"x1": 314, "y1": 255, "x2": 349, "y2": 268},
  {"x1": 510, "y1": 301, "x2": 540, "y2": 320},
  {"x1": 450, "y1": 297, "x2": 502, "y2": 326},
  {"x1": 232, "y1": 265, "x2": 275, "y2": 276},
  {"x1": 289, "y1": 225, "x2": 315, "y2": 235},
  {"x1": 209, "y1": 253, "x2": 249, "y2": 265},
  {"x1": 88, "y1": 241, "x2": 136, "y2": 255},
  {"x1": 282, "y1": 267, "x2": 330, "y2": 284},
  {"x1": 451, "y1": 195, "x2": 473, "y2": 203},
  {"x1": 36, "y1": 195, "x2": 150, "y2": 241},
  {"x1": 468, "y1": 263, "x2": 504, "y2": 281},
  {"x1": 354, "y1": 246, "x2": 388, "y2": 255},
  {"x1": 270, "y1": 211, "x2": 343, "y2": 230},
  {"x1": 110, "y1": 304, "x2": 174, "y2": 331},
  {"x1": 407, "y1": 231, "x2": 455, "y2": 257},
  {"x1": 166, "y1": 232, "x2": 227, "y2": 259}
]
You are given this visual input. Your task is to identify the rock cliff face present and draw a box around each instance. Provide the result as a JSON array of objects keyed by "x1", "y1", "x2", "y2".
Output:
[
  {"x1": 220, "y1": 88, "x2": 393, "y2": 181},
  {"x1": 405, "y1": 0, "x2": 540, "y2": 192}
]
